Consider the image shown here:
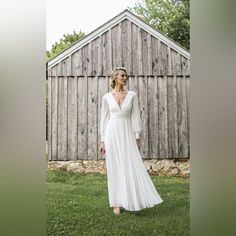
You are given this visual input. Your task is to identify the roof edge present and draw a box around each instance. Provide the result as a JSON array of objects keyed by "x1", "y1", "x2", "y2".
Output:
[{"x1": 47, "y1": 9, "x2": 190, "y2": 69}]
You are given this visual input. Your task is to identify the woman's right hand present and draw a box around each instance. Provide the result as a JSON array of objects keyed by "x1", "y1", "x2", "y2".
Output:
[
  {"x1": 136, "y1": 138, "x2": 141, "y2": 150},
  {"x1": 99, "y1": 142, "x2": 106, "y2": 155}
]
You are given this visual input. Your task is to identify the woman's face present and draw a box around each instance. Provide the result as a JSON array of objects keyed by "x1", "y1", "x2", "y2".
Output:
[{"x1": 116, "y1": 70, "x2": 128, "y2": 86}]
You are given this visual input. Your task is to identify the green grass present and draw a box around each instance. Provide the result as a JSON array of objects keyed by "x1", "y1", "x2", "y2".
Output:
[{"x1": 47, "y1": 169, "x2": 189, "y2": 236}]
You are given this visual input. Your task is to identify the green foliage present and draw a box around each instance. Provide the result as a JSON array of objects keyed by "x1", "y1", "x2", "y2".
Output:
[
  {"x1": 46, "y1": 30, "x2": 86, "y2": 61},
  {"x1": 129, "y1": 0, "x2": 190, "y2": 50}
]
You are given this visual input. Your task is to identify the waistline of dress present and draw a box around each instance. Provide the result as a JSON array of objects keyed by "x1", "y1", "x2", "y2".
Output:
[{"x1": 110, "y1": 115, "x2": 131, "y2": 119}]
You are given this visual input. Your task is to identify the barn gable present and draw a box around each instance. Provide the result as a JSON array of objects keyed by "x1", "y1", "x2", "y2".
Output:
[
  {"x1": 47, "y1": 9, "x2": 190, "y2": 76},
  {"x1": 47, "y1": 9, "x2": 190, "y2": 161}
]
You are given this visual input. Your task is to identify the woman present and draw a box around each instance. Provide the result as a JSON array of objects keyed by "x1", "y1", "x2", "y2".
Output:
[{"x1": 99, "y1": 67, "x2": 163, "y2": 215}]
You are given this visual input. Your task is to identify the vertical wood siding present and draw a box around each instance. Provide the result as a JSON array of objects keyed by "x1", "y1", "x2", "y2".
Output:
[
  {"x1": 67, "y1": 76, "x2": 77, "y2": 160},
  {"x1": 77, "y1": 76, "x2": 87, "y2": 159},
  {"x1": 48, "y1": 20, "x2": 190, "y2": 77},
  {"x1": 47, "y1": 19, "x2": 190, "y2": 160},
  {"x1": 48, "y1": 75, "x2": 190, "y2": 160}
]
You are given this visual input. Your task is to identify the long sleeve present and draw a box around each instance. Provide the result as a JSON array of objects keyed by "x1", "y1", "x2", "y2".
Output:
[
  {"x1": 131, "y1": 93, "x2": 142, "y2": 139},
  {"x1": 100, "y1": 95, "x2": 110, "y2": 142}
]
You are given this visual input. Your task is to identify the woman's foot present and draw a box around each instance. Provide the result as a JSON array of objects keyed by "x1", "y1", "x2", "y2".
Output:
[{"x1": 113, "y1": 207, "x2": 121, "y2": 215}]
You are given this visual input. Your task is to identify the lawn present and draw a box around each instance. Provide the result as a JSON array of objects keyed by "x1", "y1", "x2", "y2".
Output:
[{"x1": 47, "y1": 169, "x2": 189, "y2": 236}]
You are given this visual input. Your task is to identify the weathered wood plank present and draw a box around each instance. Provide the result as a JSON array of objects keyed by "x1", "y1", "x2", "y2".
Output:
[
  {"x1": 91, "y1": 37, "x2": 98, "y2": 76},
  {"x1": 107, "y1": 29, "x2": 113, "y2": 74},
  {"x1": 72, "y1": 49, "x2": 83, "y2": 76},
  {"x1": 157, "y1": 39, "x2": 162, "y2": 74},
  {"x1": 102, "y1": 31, "x2": 112, "y2": 75},
  {"x1": 137, "y1": 27, "x2": 143, "y2": 75},
  {"x1": 160, "y1": 42, "x2": 168, "y2": 75},
  {"x1": 127, "y1": 20, "x2": 132, "y2": 74},
  {"x1": 176, "y1": 52, "x2": 182, "y2": 75},
  {"x1": 111, "y1": 23, "x2": 122, "y2": 69},
  {"x1": 98, "y1": 76, "x2": 109, "y2": 160},
  {"x1": 67, "y1": 76, "x2": 78, "y2": 160},
  {"x1": 147, "y1": 76, "x2": 159, "y2": 158},
  {"x1": 151, "y1": 37, "x2": 161, "y2": 75},
  {"x1": 61, "y1": 57, "x2": 70, "y2": 76},
  {"x1": 57, "y1": 76, "x2": 68, "y2": 160},
  {"x1": 51, "y1": 64, "x2": 58, "y2": 76},
  {"x1": 102, "y1": 32, "x2": 107, "y2": 75},
  {"x1": 88, "y1": 42, "x2": 93, "y2": 76},
  {"x1": 158, "y1": 76, "x2": 168, "y2": 157},
  {"x1": 177, "y1": 76, "x2": 188, "y2": 157},
  {"x1": 48, "y1": 76, "x2": 52, "y2": 160},
  {"x1": 82, "y1": 44, "x2": 89, "y2": 76},
  {"x1": 126, "y1": 75, "x2": 130, "y2": 90},
  {"x1": 68, "y1": 55, "x2": 72, "y2": 75},
  {"x1": 180, "y1": 55, "x2": 189, "y2": 75},
  {"x1": 87, "y1": 76, "x2": 98, "y2": 160},
  {"x1": 121, "y1": 19, "x2": 127, "y2": 68},
  {"x1": 141, "y1": 29, "x2": 148, "y2": 75},
  {"x1": 77, "y1": 76, "x2": 88, "y2": 159},
  {"x1": 111, "y1": 25, "x2": 118, "y2": 69},
  {"x1": 167, "y1": 46, "x2": 171, "y2": 74},
  {"x1": 167, "y1": 75, "x2": 178, "y2": 158},
  {"x1": 171, "y1": 49, "x2": 181, "y2": 75},
  {"x1": 147, "y1": 33, "x2": 152, "y2": 75},
  {"x1": 138, "y1": 76, "x2": 148, "y2": 158},
  {"x1": 57, "y1": 62, "x2": 62, "y2": 75},
  {"x1": 117, "y1": 23, "x2": 122, "y2": 67},
  {"x1": 97, "y1": 35, "x2": 103, "y2": 76},
  {"x1": 131, "y1": 23, "x2": 139, "y2": 75},
  {"x1": 121, "y1": 19, "x2": 132, "y2": 72},
  {"x1": 48, "y1": 68, "x2": 52, "y2": 76},
  {"x1": 128, "y1": 76, "x2": 138, "y2": 93},
  {"x1": 186, "y1": 59, "x2": 190, "y2": 75},
  {"x1": 186, "y1": 75, "x2": 190, "y2": 157},
  {"x1": 51, "y1": 76, "x2": 58, "y2": 160}
]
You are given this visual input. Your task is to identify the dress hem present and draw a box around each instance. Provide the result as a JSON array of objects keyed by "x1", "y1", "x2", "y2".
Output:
[{"x1": 109, "y1": 199, "x2": 164, "y2": 212}]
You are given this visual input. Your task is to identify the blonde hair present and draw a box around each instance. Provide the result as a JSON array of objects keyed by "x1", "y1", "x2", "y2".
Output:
[{"x1": 110, "y1": 67, "x2": 128, "y2": 89}]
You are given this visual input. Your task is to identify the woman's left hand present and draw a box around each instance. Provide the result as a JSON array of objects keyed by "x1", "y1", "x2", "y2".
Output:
[{"x1": 136, "y1": 138, "x2": 141, "y2": 150}]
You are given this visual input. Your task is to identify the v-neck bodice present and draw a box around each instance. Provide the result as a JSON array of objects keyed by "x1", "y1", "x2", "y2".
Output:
[
  {"x1": 100, "y1": 90, "x2": 142, "y2": 141},
  {"x1": 110, "y1": 91, "x2": 130, "y2": 110},
  {"x1": 101, "y1": 90, "x2": 137, "y2": 121}
]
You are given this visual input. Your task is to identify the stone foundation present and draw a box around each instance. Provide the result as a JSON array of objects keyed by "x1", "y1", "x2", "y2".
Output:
[{"x1": 47, "y1": 159, "x2": 190, "y2": 177}]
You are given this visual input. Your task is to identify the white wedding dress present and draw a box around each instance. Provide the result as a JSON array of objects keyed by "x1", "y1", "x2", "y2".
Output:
[{"x1": 100, "y1": 90, "x2": 163, "y2": 211}]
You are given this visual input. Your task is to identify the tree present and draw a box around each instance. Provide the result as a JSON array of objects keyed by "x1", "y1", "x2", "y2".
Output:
[
  {"x1": 129, "y1": 0, "x2": 190, "y2": 50},
  {"x1": 46, "y1": 30, "x2": 86, "y2": 61}
]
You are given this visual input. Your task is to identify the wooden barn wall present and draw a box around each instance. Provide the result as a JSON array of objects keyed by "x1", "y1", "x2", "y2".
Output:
[
  {"x1": 48, "y1": 75, "x2": 190, "y2": 161},
  {"x1": 48, "y1": 19, "x2": 190, "y2": 77}
]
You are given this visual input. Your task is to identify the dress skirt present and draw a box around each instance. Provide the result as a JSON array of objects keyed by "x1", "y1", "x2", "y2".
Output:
[{"x1": 100, "y1": 90, "x2": 163, "y2": 211}]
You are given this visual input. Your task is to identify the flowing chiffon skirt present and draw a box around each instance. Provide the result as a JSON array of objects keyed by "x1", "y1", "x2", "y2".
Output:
[{"x1": 104, "y1": 116, "x2": 163, "y2": 211}]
